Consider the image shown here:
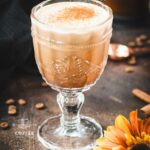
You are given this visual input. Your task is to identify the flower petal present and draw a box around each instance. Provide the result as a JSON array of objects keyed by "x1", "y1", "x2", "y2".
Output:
[
  {"x1": 143, "y1": 118, "x2": 150, "y2": 134},
  {"x1": 106, "y1": 126, "x2": 127, "y2": 147},
  {"x1": 94, "y1": 146, "x2": 111, "y2": 150},
  {"x1": 97, "y1": 138, "x2": 119, "y2": 148},
  {"x1": 130, "y1": 111, "x2": 140, "y2": 136},
  {"x1": 125, "y1": 133, "x2": 136, "y2": 146},
  {"x1": 147, "y1": 123, "x2": 150, "y2": 134},
  {"x1": 112, "y1": 145, "x2": 126, "y2": 150},
  {"x1": 115, "y1": 115, "x2": 132, "y2": 134},
  {"x1": 138, "y1": 119, "x2": 143, "y2": 135}
]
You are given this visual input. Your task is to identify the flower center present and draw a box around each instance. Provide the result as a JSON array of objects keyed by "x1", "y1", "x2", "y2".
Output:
[{"x1": 131, "y1": 143, "x2": 150, "y2": 150}]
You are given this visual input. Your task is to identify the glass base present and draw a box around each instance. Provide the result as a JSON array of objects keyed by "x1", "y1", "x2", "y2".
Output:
[{"x1": 37, "y1": 115, "x2": 103, "y2": 150}]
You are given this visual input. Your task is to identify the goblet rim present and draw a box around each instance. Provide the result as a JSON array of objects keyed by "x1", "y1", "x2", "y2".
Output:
[{"x1": 31, "y1": 0, "x2": 113, "y2": 32}]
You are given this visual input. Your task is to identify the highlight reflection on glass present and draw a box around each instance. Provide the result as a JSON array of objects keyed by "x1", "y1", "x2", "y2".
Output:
[{"x1": 31, "y1": 0, "x2": 113, "y2": 149}]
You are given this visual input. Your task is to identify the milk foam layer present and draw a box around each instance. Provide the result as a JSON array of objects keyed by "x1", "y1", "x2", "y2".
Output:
[
  {"x1": 32, "y1": 2, "x2": 112, "y2": 45},
  {"x1": 35, "y1": 2, "x2": 109, "y2": 31}
]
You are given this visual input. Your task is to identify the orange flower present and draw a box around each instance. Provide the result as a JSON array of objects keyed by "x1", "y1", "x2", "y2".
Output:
[{"x1": 94, "y1": 111, "x2": 150, "y2": 150}]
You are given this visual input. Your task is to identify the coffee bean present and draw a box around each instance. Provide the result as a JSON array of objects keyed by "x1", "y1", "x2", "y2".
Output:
[
  {"x1": 35, "y1": 102, "x2": 45, "y2": 110},
  {"x1": 8, "y1": 105, "x2": 16, "y2": 110},
  {"x1": 6, "y1": 99, "x2": 15, "y2": 105},
  {"x1": 8, "y1": 109, "x2": 17, "y2": 115},
  {"x1": 0, "y1": 122, "x2": 9, "y2": 129},
  {"x1": 128, "y1": 41, "x2": 136, "y2": 47},
  {"x1": 125, "y1": 67, "x2": 134, "y2": 73},
  {"x1": 128, "y1": 56, "x2": 137, "y2": 65},
  {"x1": 139, "y1": 35, "x2": 147, "y2": 41},
  {"x1": 18, "y1": 98, "x2": 26, "y2": 105}
]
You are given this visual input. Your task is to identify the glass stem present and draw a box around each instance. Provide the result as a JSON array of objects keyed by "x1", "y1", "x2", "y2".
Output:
[{"x1": 57, "y1": 91, "x2": 84, "y2": 132}]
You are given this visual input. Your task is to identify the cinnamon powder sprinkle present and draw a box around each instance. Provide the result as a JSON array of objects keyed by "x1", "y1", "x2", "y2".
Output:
[{"x1": 51, "y1": 7, "x2": 95, "y2": 22}]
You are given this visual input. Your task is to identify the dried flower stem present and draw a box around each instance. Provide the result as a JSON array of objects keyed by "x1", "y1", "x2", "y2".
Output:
[
  {"x1": 141, "y1": 104, "x2": 150, "y2": 114},
  {"x1": 132, "y1": 89, "x2": 150, "y2": 103}
]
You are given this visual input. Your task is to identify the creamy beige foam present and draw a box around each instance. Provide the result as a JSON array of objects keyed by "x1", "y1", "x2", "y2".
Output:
[
  {"x1": 35, "y1": 2, "x2": 109, "y2": 31},
  {"x1": 31, "y1": 2, "x2": 112, "y2": 89}
]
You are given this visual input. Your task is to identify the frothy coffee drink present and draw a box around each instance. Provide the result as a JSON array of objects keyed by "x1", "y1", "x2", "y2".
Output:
[{"x1": 31, "y1": 2, "x2": 112, "y2": 89}]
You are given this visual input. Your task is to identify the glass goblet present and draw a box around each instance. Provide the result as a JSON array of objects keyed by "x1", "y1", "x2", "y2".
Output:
[{"x1": 31, "y1": 0, "x2": 113, "y2": 149}]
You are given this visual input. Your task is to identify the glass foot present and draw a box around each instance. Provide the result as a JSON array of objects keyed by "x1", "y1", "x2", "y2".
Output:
[{"x1": 38, "y1": 115, "x2": 103, "y2": 150}]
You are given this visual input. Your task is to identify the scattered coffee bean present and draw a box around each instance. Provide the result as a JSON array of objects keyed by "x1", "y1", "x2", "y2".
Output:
[
  {"x1": 128, "y1": 41, "x2": 136, "y2": 47},
  {"x1": 128, "y1": 56, "x2": 137, "y2": 65},
  {"x1": 136, "y1": 37, "x2": 143, "y2": 46},
  {"x1": 41, "y1": 81, "x2": 48, "y2": 87},
  {"x1": 139, "y1": 35, "x2": 147, "y2": 41},
  {"x1": 8, "y1": 109, "x2": 17, "y2": 115},
  {"x1": 0, "y1": 122, "x2": 9, "y2": 129},
  {"x1": 5, "y1": 99, "x2": 15, "y2": 105},
  {"x1": 8, "y1": 105, "x2": 16, "y2": 110},
  {"x1": 135, "y1": 35, "x2": 148, "y2": 46},
  {"x1": 128, "y1": 35, "x2": 149, "y2": 48},
  {"x1": 18, "y1": 98, "x2": 26, "y2": 105},
  {"x1": 125, "y1": 67, "x2": 134, "y2": 73},
  {"x1": 35, "y1": 102, "x2": 45, "y2": 110}
]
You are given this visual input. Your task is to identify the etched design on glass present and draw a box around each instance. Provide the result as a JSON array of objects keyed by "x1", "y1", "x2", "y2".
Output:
[{"x1": 42, "y1": 56, "x2": 102, "y2": 87}]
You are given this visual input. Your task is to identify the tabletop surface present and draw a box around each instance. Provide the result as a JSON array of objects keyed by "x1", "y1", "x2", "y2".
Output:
[{"x1": 0, "y1": 19, "x2": 150, "y2": 150}]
